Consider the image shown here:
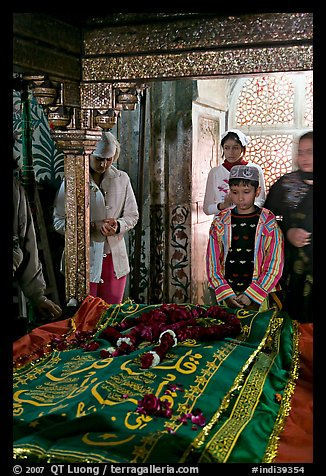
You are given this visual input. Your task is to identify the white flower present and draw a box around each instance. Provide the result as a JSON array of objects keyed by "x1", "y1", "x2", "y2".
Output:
[
  {"x1": 159, "y1": 329, "x2": 178, "y2": 347},
  {"x1": 148, "y1": 351, "x2": 161, "y2": 367},
  {"x1": 116, "y1": 337, "x2": 133, "y2": 347}
]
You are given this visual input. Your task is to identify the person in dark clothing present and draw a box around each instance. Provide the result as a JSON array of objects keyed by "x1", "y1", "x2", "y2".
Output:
[{"x1": 264, "y1": 131, "x2": 313, "y2": 323}]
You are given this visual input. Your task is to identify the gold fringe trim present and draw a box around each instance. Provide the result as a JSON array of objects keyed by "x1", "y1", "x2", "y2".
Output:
[
  {"x1": 263, "y1": 320, "x2": 301, "y2": 462},
  {"x1": 13, "y1": 444, "x2": 113, "y2": 463},
  {"x1": 180, "y1": 309, "x2": 281, "y2": 462}
]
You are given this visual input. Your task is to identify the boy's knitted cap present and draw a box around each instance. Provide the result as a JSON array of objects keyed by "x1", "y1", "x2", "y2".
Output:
[{"x1": 229, "y1": 165, "x2": 259, "y2": 182}]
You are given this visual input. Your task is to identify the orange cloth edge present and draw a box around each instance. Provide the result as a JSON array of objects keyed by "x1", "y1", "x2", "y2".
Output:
[
  {"x1": 13, "y1": 295, "x2": 109, "y2": 368},
  {"x1": 275, "y1": 322, "x2": 313, "y2": 463}
]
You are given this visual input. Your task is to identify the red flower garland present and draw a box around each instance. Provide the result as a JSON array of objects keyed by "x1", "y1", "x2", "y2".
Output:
[
  {"x1": 100, "y1": 304, "x2": 241, "y2": 368},
  {"x1": 134, "y1": 387, "x2": 207, "y2": 431},
  {"x1": 136, "y1": 393, "x2": 173, "y2": 418},
  {"x1": 50, "y1": 330, "x2": 100, "y2": 352},
  {"x1": 140, "y1": 330, "x2": 177, "y2": 369}
]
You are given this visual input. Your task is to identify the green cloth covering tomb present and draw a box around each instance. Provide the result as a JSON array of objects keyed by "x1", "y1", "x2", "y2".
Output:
[{"x1": 13, "y1": 299, "x2": 299, "y2": 463}]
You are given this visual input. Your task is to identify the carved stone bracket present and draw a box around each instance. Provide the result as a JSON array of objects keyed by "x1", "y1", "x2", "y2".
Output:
[
  {"x1": 52, "y1": 129, "x2": 102, "y2": 154},
  {"x1": 80, "y1": 81, "x2": 149, "y2": 129}
]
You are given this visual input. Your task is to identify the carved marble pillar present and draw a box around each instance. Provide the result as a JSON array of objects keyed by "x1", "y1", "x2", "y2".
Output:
[{"x1": 52, "y1": 129, "x2": 102, "y2": 304}]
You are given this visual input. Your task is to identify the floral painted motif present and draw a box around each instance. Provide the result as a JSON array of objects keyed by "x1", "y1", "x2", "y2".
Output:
[{"x1": 13, "y1": 89, "x2": 64, "y2": 189}]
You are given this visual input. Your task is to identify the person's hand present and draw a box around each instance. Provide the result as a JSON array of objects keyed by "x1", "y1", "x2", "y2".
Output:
[
  {"x1": 34, "y1": 297, "x2": 62, "y2": 321},
  {"x1": 90, "y1": 219, "x2": 118, "y2": 236},
  {"x1": 287, "y1": 228, "x2": 311, "y2": 248},
  {"x1": 225, "y1": 296, "x2": 244, "y2": 308},
  {"x1": 234, "y1": 294, "x2": 251, "y2": 307},
  {"x1": 221, "y1": 192, "x2": 233, "y2": 210},
  {"x1": 101, "y1": 218, "x2": 118, "y2": 236},
  {"x1": 234, "y1": 294, "x2": 260, "y2": 311}
]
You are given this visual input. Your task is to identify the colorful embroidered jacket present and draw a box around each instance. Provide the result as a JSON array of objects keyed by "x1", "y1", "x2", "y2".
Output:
[{"x1": 206, "y1": 207, "x2": 284, "y2": 305}]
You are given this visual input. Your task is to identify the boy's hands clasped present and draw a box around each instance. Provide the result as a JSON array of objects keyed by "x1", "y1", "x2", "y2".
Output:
[
  {"x1": 225, "y1": 294, "x2": 260, "y2": 311},
  {"x1": 225, "y1": 295, "x2": 249, "y2": 309}
]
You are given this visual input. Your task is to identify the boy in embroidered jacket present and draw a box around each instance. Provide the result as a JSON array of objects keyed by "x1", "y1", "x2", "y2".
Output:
[{"x1": 206, "y1": 165, "x2": 284, "y2": 310}]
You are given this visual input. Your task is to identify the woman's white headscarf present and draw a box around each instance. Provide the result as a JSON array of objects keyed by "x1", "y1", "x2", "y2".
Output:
[
  {"x1": 221, "y1": 129, "x2": 249, "y2": 147},
  {"x1": 92, "y1": 132, "x2": 120, "y2": 160}
]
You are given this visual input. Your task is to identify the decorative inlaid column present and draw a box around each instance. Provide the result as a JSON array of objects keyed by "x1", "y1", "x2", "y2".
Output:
[{"x1": 52, "y1": 129, "x2": 102, "y2": 304}]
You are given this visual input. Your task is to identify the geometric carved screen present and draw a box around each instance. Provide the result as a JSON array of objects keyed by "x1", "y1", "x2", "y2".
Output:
[
  {"x1": 304, "y1": 73, "x2": 313, "y2": 127},
  {"x1": 234, "y1": 72, "x2": 313, "y2": 192},
  {"x1": 245, "y1": 134, "x2": 294, "y2": 191}
]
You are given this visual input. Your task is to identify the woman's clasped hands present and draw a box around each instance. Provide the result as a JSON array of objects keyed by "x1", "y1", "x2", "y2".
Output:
[
  {"x1": 91, "y1": 218, "x2": 118, "y2": 236},
  {"x1": 100, "y1": 218, "x2": 118, "y2": 236}
]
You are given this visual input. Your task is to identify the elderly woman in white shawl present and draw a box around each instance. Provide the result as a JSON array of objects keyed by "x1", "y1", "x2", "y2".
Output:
[{"x1": 53, "y1": 132, "x2": 139, "y2": 304}]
